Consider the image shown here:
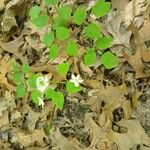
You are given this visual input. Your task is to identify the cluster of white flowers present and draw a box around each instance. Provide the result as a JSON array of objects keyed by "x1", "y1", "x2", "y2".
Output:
[
  {"x1": 36, "y1": 76, "x2": 49, "y2": 107},
  {"x1": 35, "y1": 74, "x2": 83, "y2": 107}
]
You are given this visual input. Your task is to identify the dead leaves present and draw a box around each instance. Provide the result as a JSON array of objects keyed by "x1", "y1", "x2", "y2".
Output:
[{"x1": 108, "y1": 120, "x2": 150, "y2": 149}]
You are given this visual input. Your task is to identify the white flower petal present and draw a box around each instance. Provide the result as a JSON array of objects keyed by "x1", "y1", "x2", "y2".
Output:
[
  {"x1": 44, "y1": 76, "x2": 49, "y2": 83},
  {"x1": 38, "y1": 97, "x2": 44, "y2": 107},
  {"x1": 76, "y1": 75, "x2": 80, "y2": 80},
  {"x1": 74, "y1": 82, "x2": 79, "y2": 87},
  {"x1": 71, "y1": 74, "x2": 76, "y2": 80}
]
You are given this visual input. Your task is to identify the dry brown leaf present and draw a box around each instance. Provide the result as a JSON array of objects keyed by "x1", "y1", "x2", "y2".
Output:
[
  {"x1": 0, "y1": 111, "x2": 9, "y2": 128},
  {"x1": 0, "y1": 37, "x2": 28, "y2": 64},
  {"x1": 0, "y1": 74, "x2": 16, "y2": 91},
  {"x1": 107, "y1": 120, "x2": 150, "y2": 149},
  {"x1": 107, "y1": 10, "x2": 132, "y2": 46},
  {"x1": 123, "y1": 0, "x2": 149, "y2": 28},
  {"x1": 138, "y1": 19, "x2": 150, "y2": 62},
  {"x1": 84, "y1": 113, "x2": 112, "y2": 149},
  {"x1": 97, "y1": 84, "x2": 132, "y2": 120},
  {"x1": 0, "y1": 0, "x2": 5, "y2": 10},
  {"x1": 16, "y1": 129, "x2": 46, "y2": 147},
  {"x1": 125, "y1": 50, "x2": 147, "y2": 78},
  {"x1": 80, "y1": 60, "x2": 93, "y2": 77}
]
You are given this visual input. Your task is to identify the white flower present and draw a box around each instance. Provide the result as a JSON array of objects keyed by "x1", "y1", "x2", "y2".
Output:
[
  {"x1": 36, "y1": 76, "x2": 49, "y2": 92},
  {"x1": 38, "y1": 97, "x2": 44, "y2": 107},
  {"x1": 70, "y1": 74, "x2": 83, "y2": 87}
]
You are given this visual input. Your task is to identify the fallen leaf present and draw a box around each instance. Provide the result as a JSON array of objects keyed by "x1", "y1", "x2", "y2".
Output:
[
  {"x1": 0, "y1": 0, "x2": 4, "y2": 10},
  {"x1": 107, "y1": 120, "x2": 150, "y2": 149}
]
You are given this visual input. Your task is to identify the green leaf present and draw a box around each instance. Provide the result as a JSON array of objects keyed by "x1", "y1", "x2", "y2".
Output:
[
  {"x1": 49, "y1": 44, "x2": 60, "y2": 60},
  {"x1": 45, "y1": 88, "x2": 55, "y2": 99},
  {"x1": 22, "y1": 64, "x2": 30, "y2": 74},
  {"x1": 56, "y1": 27, "x2": 70, "y2": 41},
  {"x1": 52, "y1": 91, "x2": 64, "y2": 110},
  {"x1": 16, "y1": 83, "x2": 26, "y2": 98},
  {"x1": 84, "y1": 48, "x2": 97, "y2": 66},
  {"x1": 29, "y1": 5, "x2": 41, "y2": 21},
  {"x1": 57, "y1": 62, "x2": 70, "y2": 76},
  {"x1": 12, "y1": 62, "x2": 20, "y2": 72},
  {"x1": 31, "y1": 90, "x2": 41, "y2": 105},
  {"x1": 66, "y1": 40, "x2": 78, "y2": 57},
  {"x1": 12, "y1": 72, "x2": 23, "y2": 84},
  {"x1": 32, "y1": 14, "x2": 49, "y2": 28},
  {"x1": 58, "y1": 5, "x2": 72, "y2": 20},
  {"x1": 73, "y1": 6, "x2": 87, "y2": 25},
  {"x1": 95, "y1": 36, "x2": 113, "y2": 49},
  {"x1": 101, "y1": 51, "x2": 119, "y2": 69},
  {"x1": 45, "y1": 0, "x2": 59, "y2": 5},
  {"x1": 92, "y1": 1, "x2": 111, "y2": 18},
  {"x1": 44, "y1": 124, "x2": 52, "y2": 135},
  {"x1": 84, "y1": 23, "x2": 101, "y2": 39},
  {"x1": 43, "y1": 32, "x2": 54, "y2": 47},
  {"x1": 66, "y1": 81, "x2": 82, "y2": 94},
  {"x1": 27, "y1": 74, "x2": 39, "y2": 89},
  {"x1": 53, "y1": 16, "x2": 67, "y2": 29}
]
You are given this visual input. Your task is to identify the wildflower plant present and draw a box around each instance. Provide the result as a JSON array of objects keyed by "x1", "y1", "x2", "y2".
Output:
[{"x1": 12, "y1": 0, "x2": 119, "y2": 110}]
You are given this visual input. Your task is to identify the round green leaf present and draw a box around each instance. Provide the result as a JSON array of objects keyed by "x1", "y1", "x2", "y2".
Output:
[
  {"x1": 45, "y1": 88, "x2": 55, "y2": 100},
  {"x1": 29, "y1": 5, "x2": 41, "y2": 21},
  {"x1": 32, "y1": 14, "x2": 49, "y2": 28},
  {"x1": 56, "y1": 27, "x2": 70, "y2": 41},
  {"x1": 58, "y1": 5, "x2": 72, "y2": 20},
  {"x1": 49, "y1": 44, "x2": 60, "y2": 60},
  {"x1": 52, "y1": 91, "x2": 64, "y2": 110},
  {"x1": 66, "y1": 40, "x2": 78, "y2": 57},
  {"x1": 95, "y1": 36, "x2": 113, "y2": 50},
  {"x1": 53, "y1": 16, "x2": 67, "y2": 29},
  {"x1": 12, "y1": 72, "x2": 23, "y2": 84},
  {"x1": 84, "y1": 48, "x2": 96, "y2": 66},
  {"x1": 27, "y1": 74, "x2": 39, "y2": 89},
  {"x1": 45, "y1": 0, "x2": 59, "y2": 5},
  {"x1": 31, "y1": 90, "x2": 41, "y2": 105},
  {"x1": 16, "y1": 83, "x2": 26, "y2": 98},
  {"x1": 101, "y1": 51, "x2": 119, "y2": 69},
  {"x1": 22, "y1": 64, "x2": 30, "y2": 74},
  {"x1": 66, "y1": 81, "x2": 82, "y2": 94},
  {"x1": 57, "y1": 62, "x2": 70, "y2": 76},
  {"x1": 43, "y1": 32, "x2": 54, "y2": 47},
  {"x1": 73, "y1": 6, "x2": 87, "y2": 25},
  {"x1": 84, "y1": 23, "x2": 101, "y2": 39},
  {"x1": 92, "y1": 1, "x2": 111, "y2": 18}
]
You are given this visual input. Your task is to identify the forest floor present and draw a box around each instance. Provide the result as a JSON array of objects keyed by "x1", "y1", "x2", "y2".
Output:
[{"x1": 0, "y1": 0, "x2": 150, "y2": 150}]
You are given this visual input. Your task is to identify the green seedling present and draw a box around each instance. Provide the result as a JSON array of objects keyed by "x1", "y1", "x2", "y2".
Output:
[{"x1": 13, "y1": 0, "x2": 120, "y2": 110}]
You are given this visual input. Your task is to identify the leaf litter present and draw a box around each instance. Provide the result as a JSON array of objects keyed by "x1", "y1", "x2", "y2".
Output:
[{"x1": 0, "y1": 0, "x2": 150, "y2": 149}]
